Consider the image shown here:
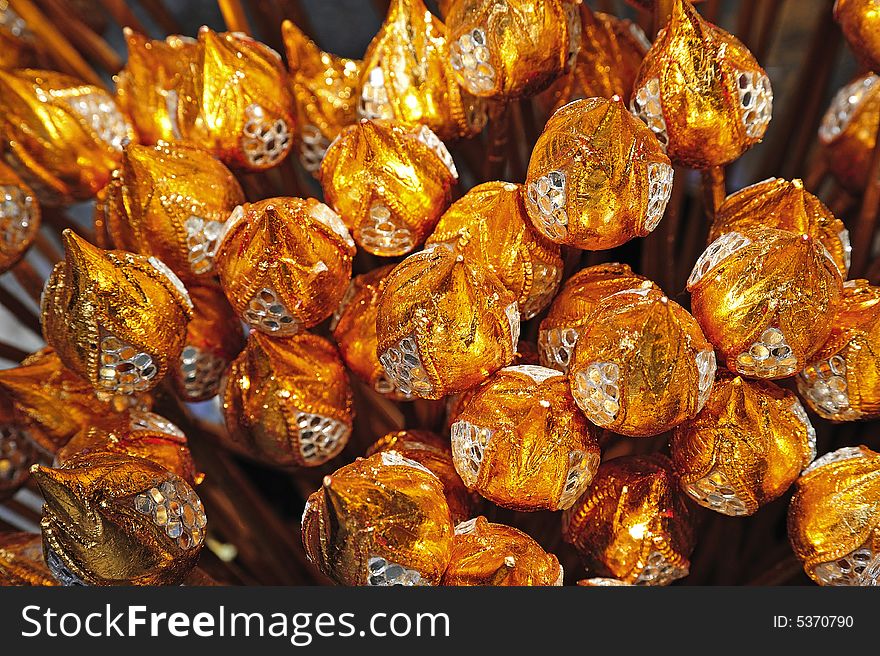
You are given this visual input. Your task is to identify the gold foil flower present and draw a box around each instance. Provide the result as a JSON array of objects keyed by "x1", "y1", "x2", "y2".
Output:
[
  {"x1": 115, "y1": 29, "x2": 201, "y2": 145},
  {"x1": 451, "y1": 364, "x2": 600, "y2": 511},
  {"x1": 539, "y1": 263, "x2": 658, "y2": 373},
  {"x1": 214, "y1": 196, "x2": 355, "y2": 336},
  {"x1": 0, "y1": 68, "x2": 135, "y2": 204},
  {"x1": 375, "y1": 245, "x2": 520, "y2": 399},
  {"x1": 426, "y1": 181, "x2": 562, "y2": 319},
  {"x1": 42, "y1": 230, "x2": 193, "y2": 396},
  {"x1": 222, "y1": 332, "x2": 353, "y2": 468},
  {"x1": 366, "y1": 429, "x2": 475, "y2": 524},
  {"x1": 819, "y1": 72, "x2": 880, "y2": 193},
  {"x1": 32, "y1": 452, "x2": 207, "y2": 586},
  {"x1": 524, "y1": 97, "x2": 673, "y2": 249},
  {"x1": 301, "y1": 451, "x2": 454, "y2": 585},
  {"x1": 631, "y1": 0, "x2": 772, "y2": 168},
  {"x1": 538, "y1": 7, "x2": 649, "y2": 114},
  {"x1": 179, "y1": 28, "x2": 294, "y2": 171},
  {"x1": 172, "y1": 284, "x2": 244, "y2": 402},
  {"x1": 568, "y1": 287, "x2": 715, "y2": 437},
  {"x1": 788, "y1": 445, "x2": 880, "y2": 586},
  {"x1": 688, "y1": 227, "x2": 843, "y2": 380},
  {"x1": 442, "y1": 516, "x2": 563, "y2": 586},
  {"x1": 358, "y1": 0, "x2": 486, "y2": 141},
  {"x1": 563, "y1": 454, "x2": 695, "y2": 585},
  {"x1": 835, "y1": 0, "x2": 880, "y2": 73},
  {"x1": 445, "y1": 0, "x2": 580, "y2": 99},
  {"x1": 0, "y1": 160, "x2": 40, "y2": 273},
  {"x1": 797, "y1": 279, "x2": 880, "y2": 421},
  {"x1": 320, "y1": 118, "x2": 458, "y2": 256},
  {"x1": 0, "y1": 532, "x2": 56, "y2": 586},
  {"x1": 280, "y1": 19, "x2": 361, "y2": 174},
  {"x1": 710, "y1": 178, "x2": 851, "y2": 277},
  {"x1": 103, "y1": 142, "x2": 245, "y2": 281},
  {"x1": 672, "y1": 372, "x2": 816, "y2": 516}
]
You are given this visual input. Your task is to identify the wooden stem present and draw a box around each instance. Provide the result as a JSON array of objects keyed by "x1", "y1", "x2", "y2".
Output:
[
  {"x1": 0, "y1": 341, "x2": 29, "y2": 363},
  {"x1": 39, "y1": 0, "x2": 123, "y2": 74},
  {"x1": 701, "y1": 166, "x2": 726, "y2": 219},
  {"x1": 11, "y1": 259, "x2": 45, "y2": 305},
  {"x1": 218, "y1": 0, "x2": 252, "y2": 35},
  {"x1": 97, "y1": 0, "x2": 150, "y2": 35},
  {"x1": 483, "y1": 102, "x2": 510, "y2": 181},
  {"x1": 0, "y1": 284, "x2": 42, "y2": 335},
  {"x1": 851, "y1": 120, "x2": 880, "y2": 276},
  {"x1": 136, "y1": 0, "x2": 183, "y2": 35}
]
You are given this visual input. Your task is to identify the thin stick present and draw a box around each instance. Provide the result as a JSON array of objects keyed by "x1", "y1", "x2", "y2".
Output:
[
  {"x1": 664, "y1": 166, "x2": 687, "y2": 292},
  {"x1": 8, "y1": 0, "x2": 103, "y2": 86},
  {"x1": 652, "y1": 0, "x2": 675, "y2": 38},
  {"x1": 39, "y1": 0, "x2": 123, "y2": 74},
  {"x1": 41, "y1": 207, "x2": 93, "y2": 243},
  {"x1": 735, "y1": 0, "x2": 761, "y2": 52},
  {"x1": 218, "y1": 0, "x2": 252, "y2": 35},
  {"x1": 754, "y1": 0, "x2": 786, "y2": 63},
  {"x1": 32, "y1": 232, "x2": 62, "y2": 265},
  {"x1": 0, "y1": 341, "x2": 29, "y2": 363},
  {"x1": 851, "y1": 121, "x2": 880, "y2": 276},
  {"x1": 136, "y1": 0, "x2": 183, "y2": 35},
  {"x1": 11, "y1": 259, "x2": 44, "y2": 305},
  {"x1": 483, "y1": 102, "x2": 510, "y2": 181},
  {"x1": 701, "y1": 166, "x2": 726, "y2": 220},
  {"x1": 0, "y1": 284, "x2": 42, "y2": 335},
  {"x1": 97, "y1": 0, "x2": 150, "y2": 35}
]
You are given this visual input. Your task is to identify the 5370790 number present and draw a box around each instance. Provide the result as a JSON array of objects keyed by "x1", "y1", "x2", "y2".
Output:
[{"x1": 773, "y1": 616, "x2": 854, "y2": 629}]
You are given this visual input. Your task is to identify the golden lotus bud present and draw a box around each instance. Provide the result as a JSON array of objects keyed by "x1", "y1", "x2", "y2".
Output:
[
  {"x1": 0, "y1": 532, "x2": 56, "y2": 586},
  {"x1": 539, "y1": 263, "x2": 658, "y2": 373},
  {"x1": 33, "y1": 452, "x2": 206, "y2": 585},
  {"x1": 442, "y1": 516, "x2": 563, "y2": 586},
  {"x1": 672, "y1": 373, "x2": 816, "y2": 516},
  {"x1": 0, "y1": 391, "x2": 38, "y2": 501},
  {"x1": 631, "y1": 0, "x2": 772, "y2": 167},
  {"x1": 332, "y1": 265, "x2": 415, "y2": 400},
  {"x1": 568, "y1": 287, "x2": 715, "y2": 437},
  {"x1": 180, "y1": 28, "x2": 294, "y2": 171},
  {"x1": 376, "y1": 245, "x2": 520, "y2": 399},
  {"x1": 445, "y1": 0, "x2": 580, "y2": 99},
  {"x1": 367, "y1": 429, "x2": 476, "y2": 524},
  {"x1": 835, "y1": 0, "x2": 880, "y2": 73},
  {"x1": 222, "y1": 332, "x2": 353, "y2": 468},
  {"x1": 688, "y1": 228, "x2": 843, "y2": 380},
  {"x1": 280, "y1": 20, "x2": 361, "y2": 174},
  {"x1": 103, "y1": 142, "x2": 245, "y2": 281},
  {"x1": 0, "y1": 69, "x2": 135, "y2": 204},
  {"x1": 358, "y1": 0, "x2": 486, "y2": 141},
  {"x1": 320, "y1": 119, "x2": 458, "y2": 256},
  {"x1": 819, "y1": 73, "x2": 880, "y2": 193},
  {"x1": 451, "y1": 365, "x2": 600, "y2": 511},
  {"x1": 115, "y1": 29, "x2": 200, "y2": 145},
  {"x1": 172, "y1": 284, "x2": 244, "y2": 402},
  {"x1": 563, "y1": 454, "x2": 695, "y2": 585},
  {"x1": 710, "y1": 178, "x2": 851, "y2": 278},
  {"x1": 0, "y1": 160, "x2": 40, "y2": 274},
  {"x1": 525, "y1": 97, "x2": 673, "y2": 249},
  {"x1": 788, "y1": 445, "x2": 880, "y2": 586},
  {"x1": 302, "y1": 451, "x2": 454, "y2": 585},
  {"x1": 0, "y1": 348, "x2": 127, "y2": 453},
  {"x1": 56, "y1": 412, "x2": 198, "y2": 486},
  {"x1": 538, "y1": 7, "x2": 649, "y2": 114},
  {"x1": 0, "y1": 2, "x2": 38, "y2": 69},
  {"x1": 797, "y1": 279, "x2": 880, "y2": 421},
  {"x1": 214, "y1": 197, "x2": 354, "y2": 336},
  {"x1": 426, "y1": 182, "x2": 562, "y2": 319},
  {"x1": 42, "y1": 231, "x2": 193, "y2": 396}
]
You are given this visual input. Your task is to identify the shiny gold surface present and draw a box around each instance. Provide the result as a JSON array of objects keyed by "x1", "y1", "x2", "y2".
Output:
[
  {"x1": 688, "y1": 227, "x2": 843, "y2": 379},
  {"x1": 0, "y1": 532, "x2": 56, "y2": 586},
  {"x1": 788, "y1": 445, "x2": 880, "y2": 585},
  {"x1": 42, "y1": 231, "x2": 192, "y2": 396},
  {"x1": 375, "y1": 245, "x2": 519, "y2": 399},
  {"x1": 281, "y1": 20, "x2": 361, "y2": 174},
  {"x1": 115, "y1": 29, "x2": 201, "y2": 145},
  {"x1": 358, "y1": 0, "x2": 486, "y2": 140},
  {"x1": 222, "y1": 332, "x2": 353, "y2": 468},
  {"x1": 568, "y1": 286, "x2": 715, "y2": 437},
  {"x1": 32, "y1": 452, "x2": 206, "y2": 586},
  {"x1": 538, "y1": 263, "x2": 658, "y2": 373},
  {"x1": 632, "y1": 0, "x2": 771, "y2": 167},
  {"x1": 0, "y1": 68, "x2": 135, "y2": 204},
  {"x1": 426, "y1": 181, "x2": 562, "y2": 319},
  {"x1": 672, "y1": 372, "x2": 815, "y2": 516},
  {"x1": 710, "y1": 178, "x2": 851, "y2": 277},
  {"x1": 524, "y1": 97, "x2": 672, "y2": 250},
  {"x1": 214, "y1": 196, "x2": 354, "y2": 335},
  {"x1": 367, "y1": 429, "x2": 475, "y2": 524},
  {"x1": 301, "y1": 451, "x2": 454, "y2": 585},
  {"x1": 442, "y1": 516, "x2": 562, "y2": 586},
  {"x1": 445, "y1": 0, "x2": 578, "y2": 99},
  {"x1": 538, "y1": 7, "x2": 648, "y2": 113},
  {"x1": 835, "y1": 0, "x2": 880, "y2": 73},
  {"x1": 563, "y1": 454, "x2": 695, "y2": 585},
  {"x1": 0, "y1": 159, "x2": 40, "y2": 273},
  {"x1": 450, "y1": 364, "x2": 600, "y2": 511},
  {"x1": 179, "y1": 28, "x2": 294, "y2": 171},
  {"x1": 320, "y1": 118, "x2": 458, "y2": 256},
  {"x1": 104, "y1": 142, "x2": 245, "y2": 281}
]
